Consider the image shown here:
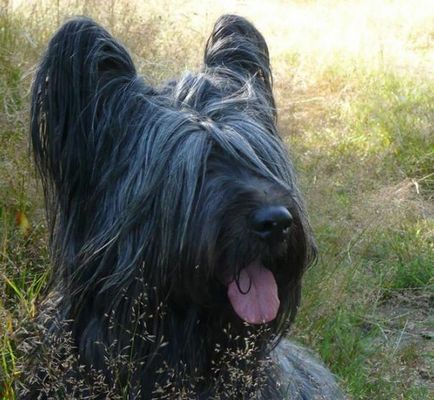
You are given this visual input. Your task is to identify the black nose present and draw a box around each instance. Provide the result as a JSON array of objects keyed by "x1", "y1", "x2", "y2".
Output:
[{"x1": 251, "y1": 206, "x2": 293, "y2": 240}]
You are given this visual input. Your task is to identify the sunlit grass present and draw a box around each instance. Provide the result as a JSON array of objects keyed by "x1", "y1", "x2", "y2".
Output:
[{"x1": 1, "y1": 0, "x2": 433, "y2": 398}]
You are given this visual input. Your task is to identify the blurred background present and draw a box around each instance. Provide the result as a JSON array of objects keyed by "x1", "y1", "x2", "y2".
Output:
[{"x1": 0, "y1": 1, "x2": 433, "y2": 398}]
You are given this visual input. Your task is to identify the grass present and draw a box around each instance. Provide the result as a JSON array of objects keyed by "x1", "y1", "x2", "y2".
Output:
[{"x1": 1, "y1": 0, "x2": 433, "y2": 398}]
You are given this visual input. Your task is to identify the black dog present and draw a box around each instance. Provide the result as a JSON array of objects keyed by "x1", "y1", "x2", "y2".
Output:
[{"x1": 25, "y1": 15, "x2": 344, "y2": 399}]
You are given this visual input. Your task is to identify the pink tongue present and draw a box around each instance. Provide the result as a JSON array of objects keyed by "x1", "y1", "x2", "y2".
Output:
[{"x1": 227, "y1": 261, "x2": 280, "y2": 324}]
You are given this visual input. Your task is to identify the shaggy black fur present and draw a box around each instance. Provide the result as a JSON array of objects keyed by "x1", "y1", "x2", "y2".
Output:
[{"x1": 23, "y1": 15, "x2": 344, "y2": 399}]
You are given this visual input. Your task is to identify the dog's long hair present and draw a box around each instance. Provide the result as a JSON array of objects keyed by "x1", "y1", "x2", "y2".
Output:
[{"x1": 28, "y1": 15, "x2": 322, "y2": 398}]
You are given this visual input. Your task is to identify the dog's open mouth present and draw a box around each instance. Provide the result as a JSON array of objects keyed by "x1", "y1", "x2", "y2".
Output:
[{"x1": 227, "y1": 260, "x2": 280, "y2": 324}]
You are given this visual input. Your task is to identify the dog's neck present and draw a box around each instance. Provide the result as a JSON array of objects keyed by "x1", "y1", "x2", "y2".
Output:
[{"x1": 73, "y1": 294, "x2": 275, "y2": 397}]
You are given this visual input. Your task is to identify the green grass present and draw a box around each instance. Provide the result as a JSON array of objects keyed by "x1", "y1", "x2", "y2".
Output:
[
  {"x1": 1, "y1": 0, "x2": 433, "y2": 398},
  {"x1": 366, "y1": 222, "x2": 434, "y2": 290}
]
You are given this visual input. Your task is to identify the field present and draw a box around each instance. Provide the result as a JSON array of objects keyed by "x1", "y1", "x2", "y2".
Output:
[{"x1": 1, "y1": 0, "x2": 433, "y2": 398}]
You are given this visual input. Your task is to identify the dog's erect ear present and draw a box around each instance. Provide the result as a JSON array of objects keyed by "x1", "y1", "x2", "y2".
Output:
[
  {"x1": 204, "y1": 15, "x2": 273, "y2": 97},
  {"x1": 31, "y1": 17, "x2": 137, "y2": 200}
]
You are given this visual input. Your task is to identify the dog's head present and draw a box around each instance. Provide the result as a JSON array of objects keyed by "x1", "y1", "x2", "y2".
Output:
[{"x1": 32, "y1": 15, "x2": 316, "y2": 349}]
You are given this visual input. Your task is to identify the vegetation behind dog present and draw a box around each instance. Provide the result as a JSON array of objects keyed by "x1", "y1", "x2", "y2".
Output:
[{"x1": 1, "y1": 0, "x2": 432, "y2": 398}]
